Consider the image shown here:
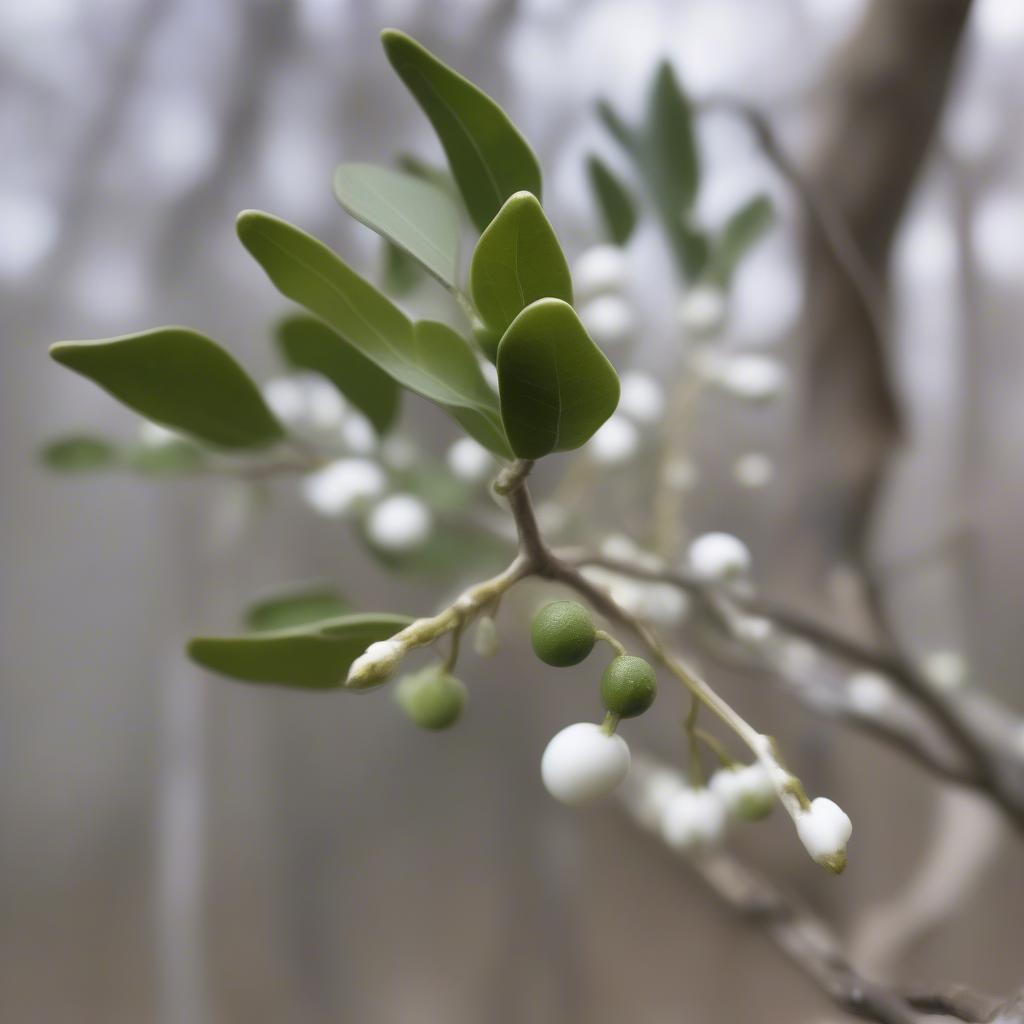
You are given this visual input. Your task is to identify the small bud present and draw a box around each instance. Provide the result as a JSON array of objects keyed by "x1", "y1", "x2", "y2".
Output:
[
  {"x1": 709, "y1": 763, "x2": 775, "y2": 821},
  {"x1": 601, "y1": 655, "x2": 657, "y2": 719},
  {"x1": 661, "y1": 786, "x2": 728, "y2": 852},
  {"x1": 617, "y1": 372, "x2": 665, "y2": 424},
  {"x1": 579, "y1": 294, "x2": 635, "y2": 348},
  {"x1": 687, "y1": 531, "x2": 752, "y2": 581},
  {"x1": 573, "y1": 243, "x2": 629, "y2": 297},
  {"x1": 795, "y1": 797, "x2": 852, "y2": 873},
  {"x1": 345, "y1": 638, "x2": 405, "y2": 689},
  {"x1": 395, "y1": 667, "x2": 467, "y2": 730},
  {"x1": 366, "y1": 493, "x2": 433, "y2": 552},
  {"x1": 541, "y1": 722, "x2": 631, "y2": 805},
  {"x1": 138, "y1": 420, "x2": 183, "y2": 448},
  {"x1": 446, "y1": 437, "x2": 494, "y2": 483},
  {"x1": 473, "y1": 616, "x2": 500, "y2": 657},
  {"x1": 678, "y1": 284, "x2": 727, "y2": 337},
  {"x1": 531, "y1": 601, "x2": 596, "y2": 667}
]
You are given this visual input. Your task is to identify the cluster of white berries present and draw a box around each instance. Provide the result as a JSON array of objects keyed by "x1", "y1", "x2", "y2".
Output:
[
  {"x1": 263, "y1": 372, "x2": 376, "y2": 452},
  {"x1": 574, "y1": 244, "x2": 636, "y2": 350},
  {"x1": 626, "y1": 757, "x2": 852, "y2": 869},
  {"x1": 586, "y1": 370, "x2": 666, "y2": 466},
  {"x1": 622, "y1": 757, "x2": 775, "y2": 854}
]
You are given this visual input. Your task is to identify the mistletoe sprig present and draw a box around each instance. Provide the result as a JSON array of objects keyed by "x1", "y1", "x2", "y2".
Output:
[{"x1": 44, "y1": 30, "x2": 850, "y2": 873}]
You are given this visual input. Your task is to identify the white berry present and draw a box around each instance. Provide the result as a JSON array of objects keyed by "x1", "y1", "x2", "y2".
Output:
[
  {"x1": 710, "y1": 763, "x2": 775, "y2": 820},
  {"x1": 719, "y1": 354, "x2": 786, "y2": 402},
  {"x1": 579, "y1": 294, "x2": 635, "y2": 348},
  {"x1": 302, "y1": 458, "x2": 386, "y2": 517},
  {"x1": 447, "y1": 436, "x2": 494, "y2": 482},
  {"x1": 847, "y1": 671, "x2": 893, "y2": 715},
  {"x1": 661, "y1": 786, "x2": 728, "y2": 852},
  {"x1": 921, "y1": 650, "x2": 967, "y2": 692},
  {"x1": 541, "y1": 723, "x2": 631, "y2": 806},
  {"x1": 795, "y1": 797, "x2": 852, "y2": 871},
  {"x1": 366, "y1": 493, "x2": 433, "y2": 552},
  {"x1": 734, "y1": 452, "x2": 774, "y2": 488},
  {"x1": 573, "y1": 243, "x2": 629, "y2": 296},
  {"x1": 618, "y1": 372, "x2": 665, "y2": 424},
  {"x1": 687, "y1": 531, "x2": 752, "y2": 581},
  {"x1": 588, "y1": 414, "x2": 638, "y2": 464},
  {"x1": 678, "y1": 284, "x2": 727, "y2": 336}
]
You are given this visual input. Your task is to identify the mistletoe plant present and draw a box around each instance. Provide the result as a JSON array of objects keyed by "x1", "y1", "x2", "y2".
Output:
[{"x1": 43, "y1": 30, "x2": 851, "y2": 874}]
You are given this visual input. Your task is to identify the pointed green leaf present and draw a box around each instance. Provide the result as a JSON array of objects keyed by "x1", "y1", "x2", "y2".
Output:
[
  {"x1": 496, "y1": 298, "x2": 619, "y2": 459},
  {"x1": 596, "y1": 99, "x2": 642, "y2": 156},
  {"x1": 333, "y1": 163, "x2": 460, "y2": 288},
  {"x1": 245, "y1": 584, "x2": 352, "y2": 632},
  {"x1": 126, "y1": 437, "x2": 206, "y2": 475},
  {"x1": 188, "y1": 613, "x2": 411, "y2": 690},
  {"x1": 586, "y1": 155, "x2": 637, "y2": 246},
  {"x1": 237, "y1": 211, "x2": 510, "y2": 457},
  {"x1": 470, "y1": 191, "x2": 573, "y2": 339},
  {"x1": 40, "y1": 435, "x2": 118, "y2": 472},
  {"x1": 276, "y1": 314, "x2": 400, "y2": 435},
  {"x1": 705, "y1": 195, "x2": 774, "y2": 286},
  {"x1": 646, "y1": 61, "x2": 699, "y2": 221},
  {"x1": 381, "y1": 29, "x2": 542, "y2": 232},
  {"x1": 49, "y1": 327, "x2": 284, "y2": 450}
]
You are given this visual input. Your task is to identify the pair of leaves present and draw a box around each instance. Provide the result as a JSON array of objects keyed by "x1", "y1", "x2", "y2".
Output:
[
  {"x1": 49, "y1": 328, "x2": 284, "y2": 450},
  {"x1": 189, "y1": 612, "x2": 410, "y2": 690},
  {"x1": 237, "y1": 210, "x2": 510, "y2": 458}
]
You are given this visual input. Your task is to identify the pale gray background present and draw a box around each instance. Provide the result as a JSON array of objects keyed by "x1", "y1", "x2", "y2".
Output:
[{"x1": 2, "y1": 0, "x2": 1023, "y2": 1021}]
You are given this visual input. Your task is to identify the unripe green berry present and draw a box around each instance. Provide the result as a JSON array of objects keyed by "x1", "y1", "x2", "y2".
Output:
[
  {"x1": 600, "y1": 655, "x2": 657, "y2": 718},
  {"x1": 531, "y1": 601, "x2": 596, "y2": 667},
  {"x1": 395, "y1": 667, "x2": 467, "y2": 730}
]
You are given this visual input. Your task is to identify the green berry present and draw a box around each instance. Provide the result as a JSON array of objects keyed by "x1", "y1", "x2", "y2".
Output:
[
  {"x1": 395, "y1": 667, "x2": 467, "y2": 730},
  {"x1": 600, "y1": 655, "x2": 657, "y2": 718},
  {"x1": 531, "y1": 601, "x2": 596, "y2": 667}
]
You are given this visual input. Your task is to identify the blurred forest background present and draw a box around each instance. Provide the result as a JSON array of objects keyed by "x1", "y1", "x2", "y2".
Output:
[{"x1": 3, "y1": 0, "x2": 1024, "y2": 1021}]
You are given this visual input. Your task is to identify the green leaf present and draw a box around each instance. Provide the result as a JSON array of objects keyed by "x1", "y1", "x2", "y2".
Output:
[
  {"x1": 410, "y1": 320, "x2": 510, "y2": 456},
  {"x1": 496, "y1": 298, "x2": 620, "y2": 459},
  {"x1": 645, "y1": 61, "x2": 699, "y2": 222},
  {"x1": 40, "y1": 435, "x2": 118, "y2": 472},
  {"x1": 705, "y1": 195, "x2": 774, "y2": 286},
  {"x1": 381, "y1": 241, "x2": 421, "y2": 296},
  {"x1": 596, "y1": 99, "x2": 641, "y2": 156},
  {"x1": 275, "y1": 314, "x2": 401, "y2": 435},
  {"x1": 381, "y1": 29, "x2": 542, "y2": 232},
  {"x1": 470, "y1": 191, "x2": 573, "y2": 339},
  {"x1": 188, "y1": 613, "x2": 411, "y2": 690},
  {"x1": 125, "y1": 437, "x2": 206, "y2": 475},
  {"x1": 245, "y1": 584, "x2": 352, "y2": 632},
  {"x1": 237, "y1": 211, "x2": 510, "y2": 456},
  {"x1": 586, "y1": 155, "x2": 637, "y2": 246},
  {"x1": 49, "y1": 328, "x2": 284, "y2": 450},
  {"x1": 333, "y1": 163, "x2": 460, "y2": 289}
]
